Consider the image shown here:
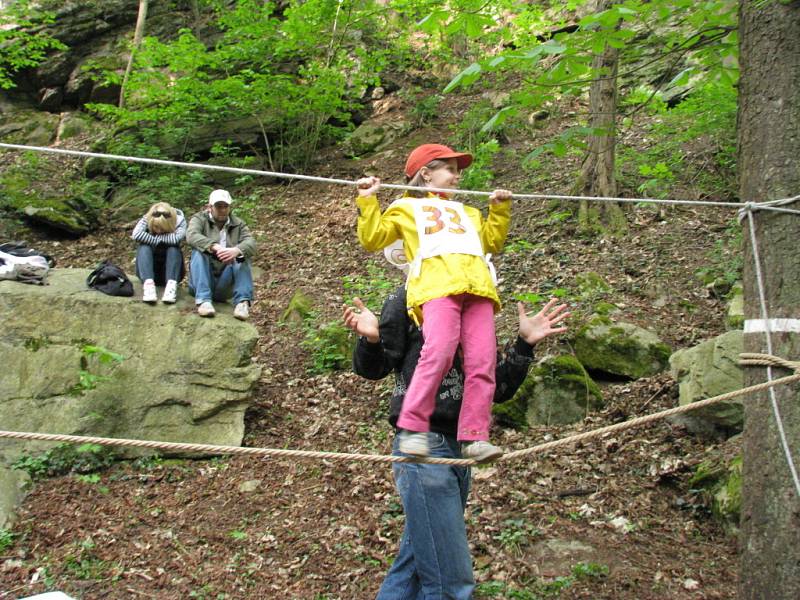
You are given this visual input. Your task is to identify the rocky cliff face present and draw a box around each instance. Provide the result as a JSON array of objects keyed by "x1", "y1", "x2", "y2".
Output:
[{"x1": 0, "y1": 268, "x2": 262, "y2": 526}]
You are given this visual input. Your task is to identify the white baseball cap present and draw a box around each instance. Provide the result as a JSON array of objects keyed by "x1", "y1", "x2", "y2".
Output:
[{"x1": 209, "y1": 189, "x2": 232, "y2": 205}]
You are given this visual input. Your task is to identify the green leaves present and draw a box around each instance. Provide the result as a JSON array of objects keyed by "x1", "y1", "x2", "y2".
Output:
[{"x1": 0, "y1": 1, "x2": 67, "y2": 89}]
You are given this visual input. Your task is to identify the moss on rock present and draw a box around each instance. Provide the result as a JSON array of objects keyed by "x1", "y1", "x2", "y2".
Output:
[
  {"x1": 501, "y1": 355, "x2": 604, "y2": 427},
  {"x1": 574, "y1": 317, "x2": 671, "y2": 379}
]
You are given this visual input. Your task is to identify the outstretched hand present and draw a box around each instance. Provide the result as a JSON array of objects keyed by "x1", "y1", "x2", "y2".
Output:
[
  {"x1": 517, "y1": 298, "x2": 570, "y2": 345},
  {"x1": 342, "y1": 297, "x2": 380, "y2": 343}
]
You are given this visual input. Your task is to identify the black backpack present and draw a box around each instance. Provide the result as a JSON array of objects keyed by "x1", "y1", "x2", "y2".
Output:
[{"x1": 86, "y1": 260, "x2": 134, "y2": 297}]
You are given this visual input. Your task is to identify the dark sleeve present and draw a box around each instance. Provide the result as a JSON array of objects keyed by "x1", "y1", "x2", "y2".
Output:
[
  {"x1": 493, "y1": 336, "x2": 535, "y2": 403},
  {"x1": 352, "y1": 288, "x2": 409, "y2": 380}
]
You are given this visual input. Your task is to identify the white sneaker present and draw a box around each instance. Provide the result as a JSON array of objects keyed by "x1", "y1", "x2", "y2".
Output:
[
  {"x1": 398, "y1": 430, "x2": 429, "y2": 457},
  {"x1": 233, "y1": 301, "x2": 250, "y2": 320},
  {"x1": 162, "y1": 280, "x2": 178, "y2": 304},
  {"x1": 142, "y1": 280, "x2": 157, "y2": 303},
  {"x1": 197, "y1": 301, "x2": 215, "y2": 317},
  {"x1": 461, "y1": 441, "x2": 503, "y2": 463}
]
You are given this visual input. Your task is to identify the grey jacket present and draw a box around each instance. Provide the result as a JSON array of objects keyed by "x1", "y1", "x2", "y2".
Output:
[{"x1": 186, "y1": 210, "x2": 257, "y2": 272}]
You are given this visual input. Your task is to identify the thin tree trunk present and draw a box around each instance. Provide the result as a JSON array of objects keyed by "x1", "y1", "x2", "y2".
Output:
[
  {"x1": 119, "y1": 0, "x2": 149, "y2": 109},
  {"x1": 737, "y1": 1, "x2": 800, "y2": 599},
  {"x1": 576, "y1": 0, "x2": 627, "y2": 236}
]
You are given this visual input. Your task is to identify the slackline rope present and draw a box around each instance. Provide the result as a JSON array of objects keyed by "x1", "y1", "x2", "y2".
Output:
[
  {"x1": 738, "y1": 202, "x2": 800, "y2": 498},
  {"x1": 2, "y1": 141, "x2": 799, "y2": 211},
  {"x1": 0, "y1": 142, "x2": 797, "y2": 485},
  {"x1": 1, "y1": 354, "x2": 797, "y2": 467}
]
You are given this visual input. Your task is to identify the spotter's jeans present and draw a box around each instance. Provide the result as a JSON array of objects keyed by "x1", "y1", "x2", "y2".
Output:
[
  {"x1": 188, "y1": 249, "x2": 253, "y2": 306},
  {"x1": 376, "y1": 433, "x2": 474, "y2": 600}
]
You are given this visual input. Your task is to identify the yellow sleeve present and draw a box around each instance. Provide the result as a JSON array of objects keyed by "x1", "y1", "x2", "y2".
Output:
[
  {"x1": 480, "y1": 199, "x2": 511, "y2": 254},
  {"x1": 356, "y1": 194, "x2": 402, "y2": 252}
]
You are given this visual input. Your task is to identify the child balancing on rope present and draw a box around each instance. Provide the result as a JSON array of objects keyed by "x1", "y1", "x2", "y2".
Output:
[{"x1": 355, "y1": 143, "x2": 513, "y2": 462}]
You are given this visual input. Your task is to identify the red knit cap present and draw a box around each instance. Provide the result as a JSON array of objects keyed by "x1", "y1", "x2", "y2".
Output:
[{"x1": 404, "y1": 144, "x2": 473, "y2": 178}]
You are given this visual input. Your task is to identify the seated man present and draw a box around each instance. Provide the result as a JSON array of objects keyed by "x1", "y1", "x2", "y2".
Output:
[{"x1": 186, "y1": 189, "x2": 257, "y2": 319}]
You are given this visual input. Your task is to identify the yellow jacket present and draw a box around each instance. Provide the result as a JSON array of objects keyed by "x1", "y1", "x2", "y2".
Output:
[{"x1": 356, "y1": 193, "x2": 511, "y2": 322}]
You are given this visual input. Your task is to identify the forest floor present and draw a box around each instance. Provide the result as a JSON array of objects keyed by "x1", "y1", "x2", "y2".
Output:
[{"x1": 0, "y1": 87, "x2": 743, "y2": 599}]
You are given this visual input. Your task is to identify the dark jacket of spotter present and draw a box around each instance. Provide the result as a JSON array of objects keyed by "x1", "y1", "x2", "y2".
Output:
[{"x1": 353, "y1": 286, "x2": 535, "y2": 436}]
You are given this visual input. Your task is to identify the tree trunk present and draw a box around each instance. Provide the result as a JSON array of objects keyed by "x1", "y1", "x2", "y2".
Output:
[
  {"x1": 119, "y1": 0, "x2": 149, "y2": 109},
  {"x1": 737, "y1": 2, "x2": 800, "y2": 599},
  {"x1": 576, "y1": 0, "x2": 627, "y2": 236}
]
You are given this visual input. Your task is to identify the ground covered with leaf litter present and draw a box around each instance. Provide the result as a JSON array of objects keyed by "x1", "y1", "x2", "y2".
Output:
[{"x1": 0, "y1": 90, "x2": 742, "y2": 599}]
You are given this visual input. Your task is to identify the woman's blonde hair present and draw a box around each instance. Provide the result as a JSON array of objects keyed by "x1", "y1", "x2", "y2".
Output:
[
  {"x1": 404, "y1": 159, "x2": 449, "y2": 198},
  {"x1": 146, "y1": 202, "x2": 177, "y2": 234}
]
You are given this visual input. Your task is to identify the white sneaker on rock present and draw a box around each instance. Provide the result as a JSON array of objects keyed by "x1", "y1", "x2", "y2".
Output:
[
  {"x1": 142, "y1": 280, "x2": 157, "y2": 303},
  {"x1": 398, "y1": 430, "x2": 429, "y2": 457},
  {"x1": 197, "y1": 301, "x2": 215, "y2": 317},
  {"x1": 234, "y1": 301, "x2": 250, "y2": 320},
  {"x1": 162, "y1": 280, "x2": 178, "y2": 304},
  {"x1": 461, "y1": 441, "x2": 503, "y2": 463}
]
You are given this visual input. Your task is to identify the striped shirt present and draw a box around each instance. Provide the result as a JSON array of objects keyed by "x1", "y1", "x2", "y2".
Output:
[{"x1": 131, "y1": 209, "x2": 187, "y2": 247}]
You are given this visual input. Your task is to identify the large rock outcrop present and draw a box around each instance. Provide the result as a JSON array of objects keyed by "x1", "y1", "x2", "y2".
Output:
[
  {"x1": 494, "y1": 355, "x2": 604, "y2": 427},
  {"x1": 669, "y1": 330, "x2": 743, "y2": 435},
  {"x1": 0, "y1": 268, "x2": 262, "y2": 526},
  {"x1": 574, "y1": 316, "x2": 671, "y2": 380}
]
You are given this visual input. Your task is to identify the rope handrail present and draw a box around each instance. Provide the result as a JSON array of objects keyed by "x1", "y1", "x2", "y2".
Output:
[
  {"x1": 1, "y1": 354, "x2": 797, "y2": 468},
  {"x1": 2, "y1": 141, "x2": 796, "y2": 210}
]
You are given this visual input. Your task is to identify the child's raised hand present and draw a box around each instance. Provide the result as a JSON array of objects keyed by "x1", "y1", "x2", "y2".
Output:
[
  {"x1": 489, "y1": 189, "x2": 513, "y2": 205},
  {"x1": 356, "y1": 176, "x2": 381, "y2": 197}
]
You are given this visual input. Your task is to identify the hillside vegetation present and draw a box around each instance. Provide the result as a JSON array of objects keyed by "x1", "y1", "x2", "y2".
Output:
[{"x1": 0, "y1": 1, "x2": 748, "y2": 598}]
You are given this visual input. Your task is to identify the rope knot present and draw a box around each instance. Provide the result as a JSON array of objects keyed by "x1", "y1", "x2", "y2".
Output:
[
  {"x1": 738, "y1": 201, "x2": 757, "y2": 223},
  {"x1": 739, "y1": 352, "x2": 800, "y2": 373}
]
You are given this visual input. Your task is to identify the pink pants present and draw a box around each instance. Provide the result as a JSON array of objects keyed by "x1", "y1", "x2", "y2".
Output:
[{"x1": 396, "y1": 294, "x2": 497, "y2": 442}]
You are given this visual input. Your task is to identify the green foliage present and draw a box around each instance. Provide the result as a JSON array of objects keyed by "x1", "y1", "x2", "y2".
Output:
[
  {"x1": 407, "y1": 91, "x2": 443, "y2": 126},
  {"x1": 636, "y1": 162, "x2": 675, "y2": 200},
  {"x1": 619, "y1": 83, "x2": 738, "y2": 199},
  {"x1": 416, "y1": 0, "x2": 738, "y2": 172},
  {"x1": 694, "y1": 218, "x2": 743, "y2": 288},
  {"x1": 342, "y1": 263, "x2": 398, "y2": 314},
  {"x1": 476, "y1": 562, "x2": 608, "y2": 599},
  {"x1": 571, "y1": 561, "x2": 610, "y2": 579},
  {"x1": 459, "y1": 139, "x2": 500, "y2": 191},
  {"x1": 504, "y1": 237, "x2": 538, "y2": 254},
  {"x1": 301, "y1": 312, "x2": 353, "y2": 373},
  {"x1": 450, "y1": 101, "x2": 503, "y2": 149},
  {"x1": 0, "y1": 1, "x2": 67, "y2": 89},
  {"x1": 73, "y1": 344, "x2": 124, "y2": 394},
  {"x1": 0, "y1": 529, "x2": 15, "y2": 553},
  {"x1": 12, "y1": 443, "x2": 116, "y2": 481},
  {"x1": 63, "y1": 538, "x2": 119, "y2": 581},
  {"x1": 494, "y1": 518, "x2": 540, "y2": 554},
  {"x1": 88, "y1": 0, "x2": 396, "y2": 172}
]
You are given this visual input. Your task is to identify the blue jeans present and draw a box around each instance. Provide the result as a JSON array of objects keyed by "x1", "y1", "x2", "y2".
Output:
[
  {"x1": 376, "y1": 433, "x2": 474, "y2": 600},
  {"x1": 188, "y1": 249, "x2": 253, "y2": 305},
  {"x1": 135, "y1": 244, "x2": 183, "y2": 285}
]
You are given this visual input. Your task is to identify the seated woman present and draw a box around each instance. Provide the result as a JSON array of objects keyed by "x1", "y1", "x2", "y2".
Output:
[{"x1": 131, "y1": 202, "x2": 187, "y2": 303}]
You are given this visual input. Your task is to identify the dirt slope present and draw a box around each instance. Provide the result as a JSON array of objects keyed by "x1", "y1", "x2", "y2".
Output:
[{"x1": 0, "y1": 89, "x2": 740, "y2": 599}]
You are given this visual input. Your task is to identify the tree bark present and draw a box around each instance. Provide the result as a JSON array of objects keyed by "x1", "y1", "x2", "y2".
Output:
[
  {"x1": 576, "y1": 0, "x2": 627, "y2": 236},
  {"x1": 119, "y1": 0, "x2": 149, "y2": 109},
  {"x1": 737, "y1": 2, "x2": 800, "y2": 599}
]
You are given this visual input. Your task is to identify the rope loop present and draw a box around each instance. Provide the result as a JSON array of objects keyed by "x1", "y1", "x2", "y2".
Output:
[{"x1": 739, "y1": 352, "x2": 800, "y2": 374}]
